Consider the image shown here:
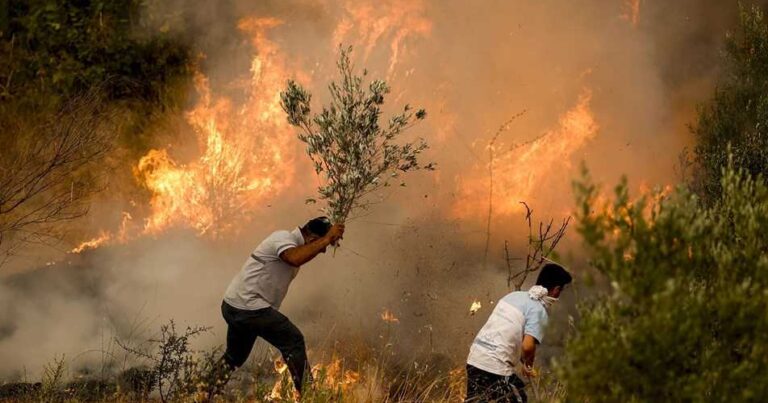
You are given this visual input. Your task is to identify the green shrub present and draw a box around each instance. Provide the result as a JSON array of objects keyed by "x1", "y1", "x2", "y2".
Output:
[
  {"x1": 560, "y1": 166, "x2": 768, "y2": 402},
  {"x1": 0, "y1": 0, "x2": 192, "y2": 110},
  {"x1": 693, "y1": 5, "x2": 768, "y2": 203}
]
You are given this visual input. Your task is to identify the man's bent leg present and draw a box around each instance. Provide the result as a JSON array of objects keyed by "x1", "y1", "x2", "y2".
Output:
[
  {"x1": 207, "y1": 302, "x2": 260, "y2": 399},
  {"x1": 256, "y1": 308, "x2": 310, "y2": 394},
  {"x1": 221, "y1": 302, "x2": 259, "y2": 369}
]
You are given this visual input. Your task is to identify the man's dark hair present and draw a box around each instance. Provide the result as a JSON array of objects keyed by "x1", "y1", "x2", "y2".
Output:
[
  {"x1": 303, "y1": 216, "x2": 332, "y2": 237},
  {"x1": 535, "y1": 263, "x2": 572, "y2": 290}
]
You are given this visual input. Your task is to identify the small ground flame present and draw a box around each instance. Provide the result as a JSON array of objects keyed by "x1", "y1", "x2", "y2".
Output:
[
  {"x1": 70, "y1": 212, "x2": 133, "y2": 253},
  {"x1": 380, "y1": 308, "x2": 400, "y2": 323},
  {"x1": 469, "y1": 300, "x2": 482, "y2": 315},
  {"x1": 269, "y1": 356, "x2": 360, "y2": 401},
  {"x1": 70, "y1": 231, "x2": 111, "y2": 254}
]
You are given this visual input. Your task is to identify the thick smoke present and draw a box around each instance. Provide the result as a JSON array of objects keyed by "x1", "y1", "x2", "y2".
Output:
[{"x1": 2, "y1": 0, "x2": 765, "y2": 380}]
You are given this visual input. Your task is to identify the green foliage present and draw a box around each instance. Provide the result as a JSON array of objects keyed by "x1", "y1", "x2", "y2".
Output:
[
  {"x1": 0, "y1": 0, "x2": 191, "y2": 109},
  {"x1": 560, "y1": 166, "x2": 768, "y2": 402},
  {"x1": 693, "y1": 5, "x2": 768, "y2": 203},
  {"x1": 281, "y1": 46, "x2": 434, "y2": 223}
]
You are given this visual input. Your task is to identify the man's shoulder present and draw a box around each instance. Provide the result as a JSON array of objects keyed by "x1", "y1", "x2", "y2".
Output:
[
  {"x1": 268, "y1": 229, "x2": 292, "y2": 238},
  {"x1": 502, "y1": 291, "x2": 546, "y2": 313},
  {"x1": 500, "y1": 291, "x2": 528, "y2": 304},
  {"x1": 252, "y1": 229, "x2": 292, "y2": 254},
  {"x1": 263, "y1": 229, "x2": 299, "y2": 244}
]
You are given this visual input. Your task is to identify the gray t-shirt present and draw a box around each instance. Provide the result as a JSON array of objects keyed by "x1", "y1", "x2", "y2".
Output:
[{"x1": 223, "y1": 227, "x2": 305, "y2": 310}]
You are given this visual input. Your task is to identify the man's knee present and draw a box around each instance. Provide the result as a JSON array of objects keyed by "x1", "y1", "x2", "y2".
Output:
[
  {"x1": 285, "y1": 331, "x2": 306, "y2": 355},
  {"x1": 223, "y1": 350, "x2": 248, "y2": 368}
]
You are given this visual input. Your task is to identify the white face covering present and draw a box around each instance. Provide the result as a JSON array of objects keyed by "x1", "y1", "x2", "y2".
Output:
[{"x1": 528, "y1": 285, "x2": 558, "y2": 309}]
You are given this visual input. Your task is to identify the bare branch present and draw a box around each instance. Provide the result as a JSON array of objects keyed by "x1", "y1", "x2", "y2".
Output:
[
  {"x1": 505, "y1": 202, "x2": 571, "y2": 290},
  {"x1": 483, "y1": 112, "x2": 526, "y2": 269},
  {"x1": 0, "y1": 89, "x2": 115, "y2": 265}
]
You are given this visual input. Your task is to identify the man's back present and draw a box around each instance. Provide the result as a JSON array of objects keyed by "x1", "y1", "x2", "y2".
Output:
[
  {"x1": 223, "y1": 228, "x2": 304, "y2": 310},
  {"x1": 467, "y1": 291, "x2": 548, "y2": 376}
]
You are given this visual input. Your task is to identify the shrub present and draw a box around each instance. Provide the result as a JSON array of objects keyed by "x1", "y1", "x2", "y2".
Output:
[
  {"x1": 693, "y1": 5, "x2": 768, "y2": 203},
  {"x1": 560, "y1": 166, "x2": 768, "y2": 402}
]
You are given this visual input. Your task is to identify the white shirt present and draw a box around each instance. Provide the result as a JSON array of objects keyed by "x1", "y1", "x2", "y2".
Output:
[{"x1": 467, "y1": 291, "x2": 548, "y2": 376}]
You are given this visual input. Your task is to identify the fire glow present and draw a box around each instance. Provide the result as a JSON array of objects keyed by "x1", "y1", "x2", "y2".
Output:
[
  {"x1": 136, "y1": 17, "x2": 295, "y2": 237},
  {"x1": 453, "y1": 88, "x2": 599, "y2": 218},
  {"x1": 72, "y1": 18, "x2": 297, "y2": 252}
]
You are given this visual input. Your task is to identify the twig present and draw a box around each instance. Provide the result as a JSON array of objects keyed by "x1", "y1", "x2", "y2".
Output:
[
  {"x1": 483, "y1": 111, "x2": 527, "y2": 269},
  {"x1": 506, "y1": 201, "x2": 570, "y2": 290}
]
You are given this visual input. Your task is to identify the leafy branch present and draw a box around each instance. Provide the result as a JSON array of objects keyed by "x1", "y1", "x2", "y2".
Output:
[{"x1": 280, "y1": 46, "x2": 434, "y2": 224}]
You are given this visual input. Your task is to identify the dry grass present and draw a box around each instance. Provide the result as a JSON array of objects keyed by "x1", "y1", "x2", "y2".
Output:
[{"x1": 0, "y1": 320, "x2": 566, "y2": 402}]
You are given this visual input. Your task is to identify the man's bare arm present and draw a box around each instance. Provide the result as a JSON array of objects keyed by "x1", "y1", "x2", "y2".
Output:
[
  {"x1": 279, "y1": 224, "x2": 344, "y2": 266},
  {"x1": 521, "y1": 334, "x2": 538, "y2": 376}
]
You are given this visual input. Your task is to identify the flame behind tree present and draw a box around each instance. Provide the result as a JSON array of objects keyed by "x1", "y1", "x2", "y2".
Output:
[
  {"x1": 280, "y1": 47, "x2": 434, "y2": 224},
  {"x1": 134, "y1": 18, "x2": 294, "y2": 238}
]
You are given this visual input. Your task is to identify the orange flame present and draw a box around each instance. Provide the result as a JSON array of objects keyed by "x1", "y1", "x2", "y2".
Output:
[
  {"x1": 72, "y1": 6, "x2": 433, "y2": 252},
  {"x1": 333, "y1": 0, "x2": 431, "y2": 75},
  {"x1": 72, "y1": 18, "x2": 298, "y2": 252},
  {"x1": 621, "y1": 0, "x2": 641, "y2": 27},
  {"x1": 453, "y1": 88, "x2": 599, "y2": 217},
  {"x1": 311, "y1": 358, "x2": 360, "y2": 394},
  {"x1": 134, "y1": 18, "x2": 295, "y2": 238},
  {"x1": 71, "y1": 231, "x2": 111, "y2": 254},
  {"x1": 380, "y1": 308, "x2": 400, "y2": 323},
  {"x1": 268, "y1": 356, "x2": 360, "y2": 401},
  {"x1": 70, "y1": 212, "x2": 133, "y2": 253}
]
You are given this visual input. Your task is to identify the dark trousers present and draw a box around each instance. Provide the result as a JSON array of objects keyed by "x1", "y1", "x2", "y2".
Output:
[
  {"x1": 219, "y1": 301, "x2": 310, "y2": 393},
  {"x1": 465, "y1": 364, "x2": 527, "y2": 403}
]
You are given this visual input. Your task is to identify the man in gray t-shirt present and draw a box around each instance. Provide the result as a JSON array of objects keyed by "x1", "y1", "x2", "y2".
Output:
[{"x1": 213, "y1": 216, "x2": 344, "y2": 396}]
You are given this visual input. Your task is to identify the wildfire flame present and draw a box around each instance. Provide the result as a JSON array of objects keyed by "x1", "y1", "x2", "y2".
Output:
[
  {"x1": 70, "y1": 231, "x2": 111, "y2": 254},
  {"x1": 70, "y1": 212, "x2": 133, "y2": 253},
  {"x1": 469, "y1": 300, "x2": 482, "y2": 315},
  {"x1": 380, "y1": 308, "x2": 400, "y2": 323},
  {"x1": 70, "y1": 2, "x2": 435, "y2": 253},
  {"x1": 71, "y1": 18, "x2": 297, "y2": 252},
  {"x1": 621, "y1": 0, "x2": 641, "y2": 27},
  {"x1": 269, "y1": 356, "x2": 360, "y2": 401},
  {"x1": 453, "y1": 88, "x2": 599, "y2": 217},
  {"x1": 135, "y1": 18, "x2": 295, "y2": 237},
  {"x1": 333, "y1": 0, "x2": 431, "y2": 75},
  {"x1": 311, "y1": 358, "x2": 360, "y2": 390}
]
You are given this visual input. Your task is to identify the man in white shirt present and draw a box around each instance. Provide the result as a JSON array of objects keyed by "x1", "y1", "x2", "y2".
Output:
[
  {"x1": 213, "y1": 216, "x2": 344, "y2": 396},
  {"x1": 465, "y1": 263, "x2": 572, "y2": 402}
]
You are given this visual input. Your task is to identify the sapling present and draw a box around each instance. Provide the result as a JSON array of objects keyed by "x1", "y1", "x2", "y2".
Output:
[{"x1": 280, "y1": 46, "x2": 434, "y2": 227}]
